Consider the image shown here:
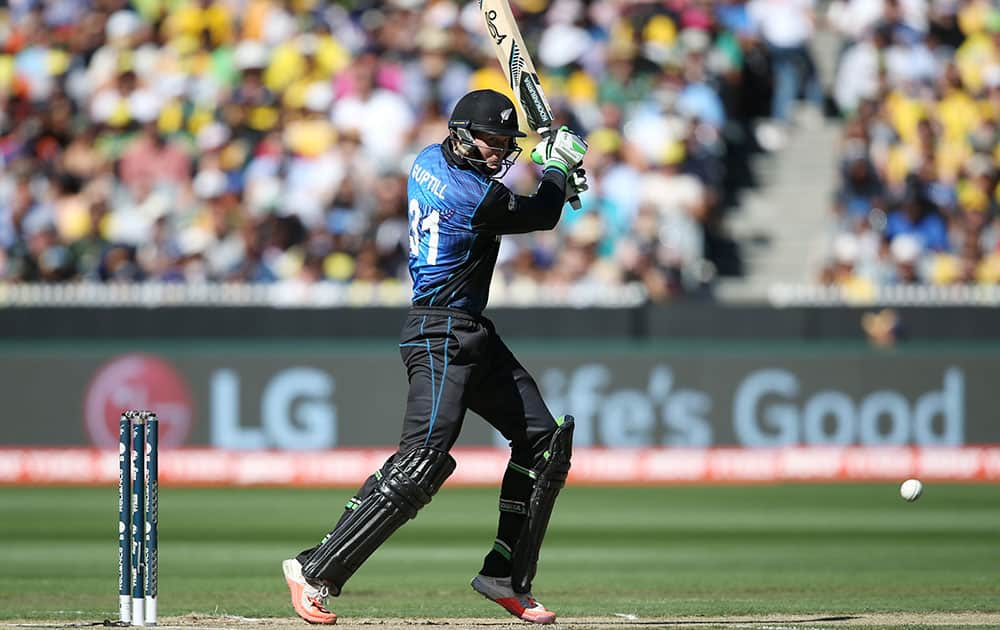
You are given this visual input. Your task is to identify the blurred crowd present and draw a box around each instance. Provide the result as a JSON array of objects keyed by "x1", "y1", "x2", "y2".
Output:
[
  {"x1": 822, "y1": 0, "x2": 1000, "y2": 292},
  {"x1": 1, "y1": 0, "x2": 807, "y2": 300}
]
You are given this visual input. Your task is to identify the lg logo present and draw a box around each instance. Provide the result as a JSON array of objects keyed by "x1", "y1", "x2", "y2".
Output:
[
  {"x1": 83, "y1": 354, "x2": 194, "y2": 448},
  {"x1": 210, "y1": 368, "x2": 337, "y2": 449},
  {"x1": 85, "y1": 356, "x2": 338, "y2": 450}
]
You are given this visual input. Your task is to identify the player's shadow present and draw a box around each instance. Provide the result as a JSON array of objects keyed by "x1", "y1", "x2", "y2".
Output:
[
  {"x1": 587, "y1": 615, "x2": 859, "y2": 626},
  {"x1": 19, "y1": 616, "x2": 860, "y2": 628},
  {"x1": 440, "y1": 617, "x2": 860, "y2": 626},
  {"x1": 364, "y1": 616, "x2": 863, "y2": 626}
]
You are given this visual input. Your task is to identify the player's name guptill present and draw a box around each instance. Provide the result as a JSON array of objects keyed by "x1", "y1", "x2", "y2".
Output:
[{"x1": 411, "y1": 163, "x2": 448, "y2": 200}]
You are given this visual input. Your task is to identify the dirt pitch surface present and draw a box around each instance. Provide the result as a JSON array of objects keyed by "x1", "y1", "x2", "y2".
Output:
[{"x1": 3, "y1": 613, "x2": 1000, "y2": 629}]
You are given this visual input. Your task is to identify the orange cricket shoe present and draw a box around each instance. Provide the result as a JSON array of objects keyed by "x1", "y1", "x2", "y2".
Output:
[
  {"x1": 282, "y1": 558, "x2": 337, "y2": 624},
  {"x1": 471, "y1": 574, "x2": 557, "y2": 624}
]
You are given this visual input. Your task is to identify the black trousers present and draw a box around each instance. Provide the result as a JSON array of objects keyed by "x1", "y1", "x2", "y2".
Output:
[
  {"x1": 298, "y1": 307, "x2": 558, "y2": 565},
  {"x1": 396, "y1": 306, "x2": 557, "y2": 457}
]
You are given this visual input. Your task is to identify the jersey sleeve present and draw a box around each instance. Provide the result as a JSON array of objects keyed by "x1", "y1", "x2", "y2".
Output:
[{"x1": 470, "y1": 169, "x2": 569, "y2": 235}]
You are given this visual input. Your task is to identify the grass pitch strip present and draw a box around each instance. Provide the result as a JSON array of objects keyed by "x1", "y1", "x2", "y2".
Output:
[{"x1": 0, "y1": 484, "x2": 997, "y2": 629}]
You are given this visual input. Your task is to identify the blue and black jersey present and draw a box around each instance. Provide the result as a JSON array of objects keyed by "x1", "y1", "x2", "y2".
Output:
[{"x1": 406, "y1": 141, "x2": 568, "y2": 315}]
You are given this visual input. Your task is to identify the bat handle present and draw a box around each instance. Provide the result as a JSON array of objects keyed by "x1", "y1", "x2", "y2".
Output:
[{"x1": 538, "y1": 127, "x2": 583, "y2": 211}]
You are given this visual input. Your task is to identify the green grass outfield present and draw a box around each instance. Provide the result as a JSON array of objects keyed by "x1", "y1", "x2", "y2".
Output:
[{"x1": 0, "y1": 484, "x2": 998, "y2": 628}]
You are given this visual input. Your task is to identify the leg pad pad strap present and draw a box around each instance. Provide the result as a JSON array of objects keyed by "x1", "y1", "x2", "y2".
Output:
[
  {"x1": 302, "y1": 447, "x2": 455, "y2": 594},
  {"x1": 511, "y1": 416, "x2": 574, "y2": 594}
]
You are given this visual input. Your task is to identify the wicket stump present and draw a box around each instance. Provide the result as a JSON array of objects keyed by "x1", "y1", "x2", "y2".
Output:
[{"x1": 118, "y1": 411, "x2": 158, "y2": 626}]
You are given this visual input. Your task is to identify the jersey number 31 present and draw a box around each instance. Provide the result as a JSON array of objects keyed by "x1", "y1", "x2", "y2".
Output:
[{"x1": 408, "y1": 199, "x2": 440, "y2": 264}]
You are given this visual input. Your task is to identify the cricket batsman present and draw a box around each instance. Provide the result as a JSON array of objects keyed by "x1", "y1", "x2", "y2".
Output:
[{"x1": 282, "y1": 89, "x2": 588, "y2": 624}]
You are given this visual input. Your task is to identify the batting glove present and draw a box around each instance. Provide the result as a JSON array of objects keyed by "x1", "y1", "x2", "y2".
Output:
[
  {"x1": 568, "y1": 168, "x2": 588, "y2": 198},
  {"x1": 530, "y1": 126, "x2": 588, "y2": 176}
]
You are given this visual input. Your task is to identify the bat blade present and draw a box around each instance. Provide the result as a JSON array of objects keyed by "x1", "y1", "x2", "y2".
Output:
[
  {"x1": 480, "y1": 0, "x2": 582, "y2": 209},
  {"x1": 481, "y1": 0, "x2": 553, "y2": 133}
]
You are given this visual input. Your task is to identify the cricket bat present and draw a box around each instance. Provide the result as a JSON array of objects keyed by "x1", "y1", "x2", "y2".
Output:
[{"x1": 481, "y1": 0, "x2": 582, "y2": 210}]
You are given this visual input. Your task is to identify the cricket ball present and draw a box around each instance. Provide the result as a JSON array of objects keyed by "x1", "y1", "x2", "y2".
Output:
[{"x1": 900, "y1": 478, "x2": 923, "y2": 502}]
